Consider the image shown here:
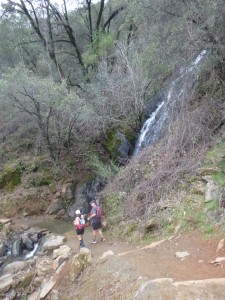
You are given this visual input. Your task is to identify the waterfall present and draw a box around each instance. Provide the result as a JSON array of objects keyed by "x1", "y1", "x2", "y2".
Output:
[
  {"x1": 134, "y1": 50, "x2": 207, "y2": 154},
  {"x1": 25, "y1": 242, "x2": 39, "y2": 259}
]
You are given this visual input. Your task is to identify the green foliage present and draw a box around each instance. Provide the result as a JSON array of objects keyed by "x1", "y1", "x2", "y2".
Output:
[
  {"x1": 28, "y1": 176, "x2": 50, "y2": 187},
  {"x1": 125, "y1": 222, "x2": 138, "y2": 236},
  {"x1": 88, "y1": 153, "x2": 119, "y2": 180},
  {"x1": 82, "y1": 32, "x2": 114, "y2": 67},
  {"x1": 103, "y1": 128, "x2": 121, "y2": 160},
  {"x1": 0, "y1": 166, "x2": 22, "y2": 191},
  {"x1": 212, "y1": 172, "x2": 225, "y2": 187}
]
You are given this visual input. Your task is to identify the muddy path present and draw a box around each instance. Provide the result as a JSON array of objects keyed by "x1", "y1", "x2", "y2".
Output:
[{"x1": 18, "y1": 215, "x2": 225, "y2": 282}]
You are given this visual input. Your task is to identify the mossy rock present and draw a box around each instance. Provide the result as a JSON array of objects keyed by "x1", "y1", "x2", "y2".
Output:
[
  {"x1": 0, "y1": 166, "x2": 22, "y2": 191},
  {"x1": 16, "y1": 271, "x2": 35, "y2": 289},
  {"x1": 103, "y1": 127, "x2": 136, "y2": 161}
]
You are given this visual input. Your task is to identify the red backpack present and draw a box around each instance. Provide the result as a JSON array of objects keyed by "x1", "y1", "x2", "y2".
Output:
[{"x1": 96, "y1": 205, "x2": 102, "y2": 219}]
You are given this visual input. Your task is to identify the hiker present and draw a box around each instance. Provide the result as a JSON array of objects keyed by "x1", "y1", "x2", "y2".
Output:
[
  {"x1": 74, "y1": 209, "x2": 87, "y2": 248},
  {"x1": 87, "y1": 201, "x2": 105, "y2": 244}
]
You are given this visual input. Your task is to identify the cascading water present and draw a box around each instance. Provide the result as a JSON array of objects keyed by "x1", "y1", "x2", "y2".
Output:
[{"x1": 134, "y1": 50, "x2": 207, "y2": 154}]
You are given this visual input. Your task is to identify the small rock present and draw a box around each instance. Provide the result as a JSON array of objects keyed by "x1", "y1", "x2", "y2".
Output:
[
  {"x1": 210, "y1": 257, "x2": 225, "y2": 264},
  {"x1": 0, "y1": 219, "x2": 12, "y2": 225},
  {"x1": 175, "y1": 251, "x2": 190, "y2": 259}
]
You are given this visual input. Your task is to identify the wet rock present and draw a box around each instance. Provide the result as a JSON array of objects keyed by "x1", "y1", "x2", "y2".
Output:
[
  {"x1": 22, "y1": 234, "x2": 34, "y2": 251},
  {"x1": 11, "y1": 239, "x2": 23, "y2": 257},
  {"x1": 116, "y1": 131, "x2": 133, "y2": 166},
  {"x1": 29, "y1": 233, "x2": 39, "y2": 243},
  {"x1": 0, "y1": 241, "x2": 7, "y2": 257}
]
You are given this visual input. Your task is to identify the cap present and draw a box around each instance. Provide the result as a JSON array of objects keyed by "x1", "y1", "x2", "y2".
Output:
[{"x1": 75, "y1": 209, "x2": 81, "y2": 214}]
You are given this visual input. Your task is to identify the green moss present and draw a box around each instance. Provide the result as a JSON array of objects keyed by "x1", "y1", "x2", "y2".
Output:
[
  {"x1": 212, "y1": 172, "x2": 225, "y2": 187},
  {"x1": 103, "y1": 127, "x2": 136, "y2": 161},
  {"x1": 16, "y1": 271, "x2": 34, "y2": 289},
  {"x1": 103, "y1": 128, "x2": 121, "y2": 160},
  {"x1": 0, "y1": 166, "x2": 22, "y2": 191}
]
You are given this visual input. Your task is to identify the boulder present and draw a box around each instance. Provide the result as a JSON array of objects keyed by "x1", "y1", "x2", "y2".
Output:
[
  {"x1": 205, "y1": 179, "x2": 219, "y2": 202},
  {"x1": 3, "y1": 261, "x2": 28, "y2": 275},
  {"x1": 41, "y1": 234, "x2": 66, "y2": 252},
  {"x1": 0, "y1": 274, "x2": 14, "y2": 294},
  {"x1": 69, "y1": 248, "x2": 91, "y2": 282}
]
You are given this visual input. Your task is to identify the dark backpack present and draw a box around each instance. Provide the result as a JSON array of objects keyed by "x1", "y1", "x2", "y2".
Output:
[{"x1": 96, "y1": 206, "x2": 102, "y2": 219}]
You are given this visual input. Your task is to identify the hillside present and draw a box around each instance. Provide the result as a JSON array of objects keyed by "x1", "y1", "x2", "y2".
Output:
[{"x1": 1, "y1": 0, "x2": 225, "y2": 298}]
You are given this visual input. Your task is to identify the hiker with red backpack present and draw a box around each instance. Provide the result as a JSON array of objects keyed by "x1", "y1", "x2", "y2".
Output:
[
  {"x1": 87, "y1": 201, "x2": 105, "y2": 244},
  {"x1": 74, "y1": 209, "x2": 87, "y2": 248}
]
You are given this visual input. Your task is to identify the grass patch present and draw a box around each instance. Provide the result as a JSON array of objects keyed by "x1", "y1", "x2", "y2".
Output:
[{"x1": 212, "y1": 172, "x2": 225, "y2": 187}]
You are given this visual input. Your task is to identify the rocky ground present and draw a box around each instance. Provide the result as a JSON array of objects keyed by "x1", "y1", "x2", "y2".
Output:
[
  {"x1": 1, "y1": 216, "x2": 225, "y2": 299},
  {"x1": 56, "y1": 227, "x2": 225, "y2": 299}
]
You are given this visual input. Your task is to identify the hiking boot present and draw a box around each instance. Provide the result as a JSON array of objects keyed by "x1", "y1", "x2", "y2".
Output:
[
  {"x1": 90, "y1": 239, "x2": 97, "y2": 244},
  {"x1": 101, "y1": 238, "x2": 105, "y2": 242},
  {"x1": 80, "y1": 242, "x2": 85, "y2": 248}
]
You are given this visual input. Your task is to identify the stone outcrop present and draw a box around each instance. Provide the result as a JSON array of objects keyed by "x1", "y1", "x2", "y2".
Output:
[
  {"x1": 69, "y1": 247, "x2": 91, "y2": 282},
  {"x1": 134, "y1": 278, "x2": 225, "y2": 300}
]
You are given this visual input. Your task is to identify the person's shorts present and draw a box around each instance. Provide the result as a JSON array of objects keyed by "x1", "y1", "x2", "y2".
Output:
[
  {"x1": 92, "y1": 219, "x2": 102, "y2": 230},
  {"x1": 76, "y1": 228, "x2": 84, "y2": 235}
]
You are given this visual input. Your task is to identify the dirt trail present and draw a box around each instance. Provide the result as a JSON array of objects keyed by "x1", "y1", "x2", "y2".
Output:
[{"x1": 19, "y1": 215, "x2": 225, "y2": 282}]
